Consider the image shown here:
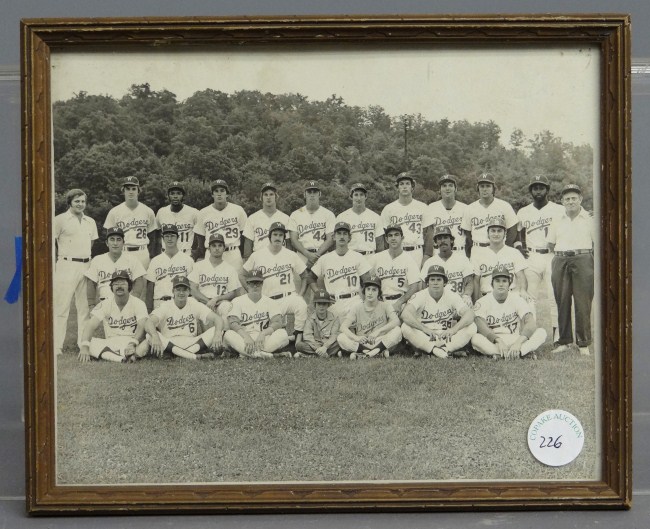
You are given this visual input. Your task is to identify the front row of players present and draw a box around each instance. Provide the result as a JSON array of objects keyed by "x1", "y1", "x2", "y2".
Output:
[{"x1": 79, "y1": 260, "x2": 547, "y2": 363}]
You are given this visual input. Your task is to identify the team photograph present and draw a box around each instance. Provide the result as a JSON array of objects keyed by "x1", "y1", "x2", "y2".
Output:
[{"x1": 50, "y1": 46, "x2": 601, "y2": 485}]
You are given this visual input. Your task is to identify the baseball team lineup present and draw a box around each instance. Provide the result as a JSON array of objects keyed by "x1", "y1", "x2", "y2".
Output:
[{"x1": 53, "y1": 170, "x2": 595, "y2": 362}]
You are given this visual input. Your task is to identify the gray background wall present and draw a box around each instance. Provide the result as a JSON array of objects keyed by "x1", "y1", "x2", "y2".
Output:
[{"x1": 1, "y1": 0, "x2": 647, "y2": 527}]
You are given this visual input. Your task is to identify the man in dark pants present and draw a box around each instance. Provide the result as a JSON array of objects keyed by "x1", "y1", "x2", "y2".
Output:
[{"x1": 547, "y1": 184, "x2": 595, "y2": 356}]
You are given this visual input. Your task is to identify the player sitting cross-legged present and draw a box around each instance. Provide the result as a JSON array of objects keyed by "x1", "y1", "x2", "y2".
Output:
[
  {"x1": 337, "y1": 276, "x2": 402, "y2": 359},
  {"x1": 401, "y1": 264, "x2": 476, "y2": 359},
  {"x1": 294, "y1": 290, "x2": 341, "y2": 358},
  {"x1": 138, "y1": 275, "x2": 224, "y2": 360},
  {"x1": 471, "y1": 265, "x2": 547, "y2": 359},
  {"x1": 77, "y1": 270, "x2": 148, "y2": 363}
]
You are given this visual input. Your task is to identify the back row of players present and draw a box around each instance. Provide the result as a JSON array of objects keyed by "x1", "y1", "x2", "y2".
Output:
[{"x1": 54, "y1": 171, "x2": 595, "y2": 360}]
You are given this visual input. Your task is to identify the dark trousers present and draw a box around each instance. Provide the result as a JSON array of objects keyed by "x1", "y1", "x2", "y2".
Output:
[{"x1": 551, "y1": 253, "x2": 594, "y2": 347}]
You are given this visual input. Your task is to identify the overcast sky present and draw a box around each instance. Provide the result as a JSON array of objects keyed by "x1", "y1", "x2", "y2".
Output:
[{"x1": 50, "y1": 45, "x2": 599, "y2": 147}]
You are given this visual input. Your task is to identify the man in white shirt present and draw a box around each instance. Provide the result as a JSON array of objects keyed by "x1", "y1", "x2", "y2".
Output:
[
  {"x1": 154, "y1": 181, "x2": 199, "y2": 255},
  {"x1": 243, "y1": 182, "x2": 291, "y2": 258},
  {"x1": 53, "y1": 188, "x2": 98, "y2": 356},
  {"x1": 425, "y1": 174, "x2": 468, "y2": 257},
  {"x1": 336, "y1": 182, "x2": 384, "y2": 262}
]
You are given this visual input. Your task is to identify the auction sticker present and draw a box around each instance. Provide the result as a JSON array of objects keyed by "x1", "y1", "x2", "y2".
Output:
[{"x1": 527, "y1": 410, "x2": 584, "y2": 467}]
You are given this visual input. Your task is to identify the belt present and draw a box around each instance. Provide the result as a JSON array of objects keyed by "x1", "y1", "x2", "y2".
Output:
[
  {"x1": 270, "y1": 292, "x2": 291, "y2": 300},
  {"x1": 555, "y1": 249, "x2": 593, "y2": 257},
  {"x1": 474, "y1": 242, "x2": 489, "y2": 247},
  {"x1": 530, "y1": 248, "x2": 550, "y2": 254},
  {"x1": 384, "y1": 294, "x2": 401, "y2": 300},
  {"x1": 157, "y1": 296, "x2": 172, "y2": 301},
  {"x1": 61, "y1": 256, "x2": 90, "y2": 263},
  {"x1": 452, "y1": 246, "x2": 465, "y2": 251},
  {"x1": 307, "y1": 248, "x2": 318, "y2": 253},
  {"x1": 224, "y1": 246, "x2": 239, "y2": 252},
  {"x1": 336, "y1": 292, "x2": 359, "y2": 300},
  {"x1": 355, "y1": 250, "x2": 375, "y2": 255},
  {"x1": 403, "y1": 245, "x2": 422, "y2": 251},
  {"x1": 126, "y1": 246, "x2": 146, "y2": 251}
]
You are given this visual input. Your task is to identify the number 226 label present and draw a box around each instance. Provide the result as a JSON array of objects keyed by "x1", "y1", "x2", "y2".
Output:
[{"x1": 527, "y1": 409, "x2": 584, "y2": 467}]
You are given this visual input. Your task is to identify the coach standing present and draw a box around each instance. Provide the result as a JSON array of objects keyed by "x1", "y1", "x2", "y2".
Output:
[
  {"x1": 547, "y1": 184, "x2": 595, "y2": 356},
  {"x1": 54, "y1": 188, "x2": 98, "y2": 356}
]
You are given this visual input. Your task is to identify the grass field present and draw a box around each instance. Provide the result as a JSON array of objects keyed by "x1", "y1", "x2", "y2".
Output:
[{"x1": 56, "y1": 288, "x2": 598, "y2": 485}]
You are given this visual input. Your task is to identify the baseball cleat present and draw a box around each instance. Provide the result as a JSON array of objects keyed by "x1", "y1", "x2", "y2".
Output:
[
  {"x1": 579, "y1": 347, "x2": 591, "y2": 356},
  {"x1": 274, "y1": 351, "x2": 293, "y2": 359},
  {"x1": 293, "y1": 352, "x2": 305, "y2": 358},
  {"x1": 349, "y1": 353, "x2": 357, "y2": 360},
  {"x1": 381, "y1": 349, "x2": 390, "y2": 358},
  {"x1": 196, "y1": 352, "x2": 215, "y2": 360},
  {"x1": 551, "y1": 343, "x2": 570, "y2": 354},
  {"x1": 253, "y1": 351, "x2": 274, "y2": 359}
]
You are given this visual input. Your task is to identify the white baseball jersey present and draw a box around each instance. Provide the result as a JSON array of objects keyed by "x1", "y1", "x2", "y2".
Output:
[
  {"x1": 312, "y1": 250, "x2": 371, "y2": 299},
  {"x1": 288, "y1": 206, "x2": 336, "y2": 250},
  {"x1": 243, "y1": 209, "x2": 291, "y2": 251},
  {"x1": 473, "y1": 291, "x2": 532, "y2": 335},
  {"x1": 152, "y1": 297, "x2": 213, "y2": 338},
  {"x1": 428, "y1": 200, "x2": 468, "y2": 250},
  {"x1": 229, "y1": 294, "x2": 282, "y2": 333},
  {"x1": 335, "y1": 208, "x2": 384, "y2": 253},
  {"x1": 145, "y1": 251, "x2": 194, "y2": 300},
  {"x1": 460, "y1": 198, "x2": 518, "y2": 244},
  {"x1": 517, "y1": 201, "x2": 566, "y2": 250},
  {"x1": 420, "y1": 253, "x2": 474, "y2": 295},
  {"x1": 91, "y1": 295, "x2": 148, "y2": 339},
  {"x1": 194, "y1": 202, "x2": 247, "y2": 249},
  {"x1": 406, "y1": 289, "x2": 470, "y2": 330},
  {"x1": 243, "y1": 246, "x2": 307, "y2": 297},
  {"x1": 54, "y1": 211, "x2": 98, "y2": 258},
  {"x1": 85, "y1": 253, "x2": 146, "y2": 300},
  {"x1": 369, "y1": 250, "x2": 420, "y2": 297},
  {"x1": 155, "y1": 205, "x2": 199, "y2": 253},
  {"x1": 472, "y1": 245, "x2": 527, "y2": 294},
  {"x1": 341, "y1": 299, "x2": 397, "y2": 336},
  {"x1": 104, "y1": 202, "x2": 156, "y2": 248},
  {"x1": 188, "y1": 258, "x2": 241, "y2": 298},
  {"x1": 380, "y1": 199, "x2": 432, "y2": 247}
]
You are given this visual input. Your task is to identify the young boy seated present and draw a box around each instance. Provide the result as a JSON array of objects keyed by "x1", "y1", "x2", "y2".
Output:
[{"x1": 294, "y1": 290, "x2": 341, "y2": 358}]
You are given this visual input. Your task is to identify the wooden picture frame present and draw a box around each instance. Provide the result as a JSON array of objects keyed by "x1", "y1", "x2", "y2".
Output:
[{"x1": 22, "y1": 15, "x2": 631, "y2": 514}]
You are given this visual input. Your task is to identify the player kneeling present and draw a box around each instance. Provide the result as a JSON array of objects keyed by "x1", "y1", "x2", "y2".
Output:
[
  {"x1": 401, "y1": 265, "x2": 476, "y2": 359},
  {"x1": 78, "y1": 270, "x2": 147, "y2": 363},
  {"x1": 294, "y1": 290, "x2": 341, "y2": 358},
  {"x1": 337, "y1": 276, "x2": 402, "y2": 359},
  {"x1": 223, "y1": 270, "x2": 291, "y2": 359},
  {"x1": 471, "y1": 265, "x2": 547, "y2": 359},
  {"x1": 139, "y1": 275, "x2": 224, "y2": 360}
]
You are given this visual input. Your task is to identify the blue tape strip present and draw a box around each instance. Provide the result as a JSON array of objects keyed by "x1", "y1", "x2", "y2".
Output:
[{"x1": 4, "y1": 236, "x2": 22, "y2": 303}]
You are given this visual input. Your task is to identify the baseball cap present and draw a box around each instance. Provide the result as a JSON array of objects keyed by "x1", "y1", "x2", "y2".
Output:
[
  {"x1": 161, "y1": 224, "x2": 179, "y2": 235},
  {"x1": 439, "y1": 174, "x2": 458, "y2": 187},
  {"x1": 211, "y1": 179, "x2": 230, "y2": 193},
  {"x1": 167, "y1": 181, "x2": 185, "y2": 194},
  {"x1": 425, "y1": 265, "x2": 447, "y2": 281},
  {"x1": 268, "y1": 221, "x2": 288, "y2": 234},
  {"x1": 487, "y1": 218, "x2": 507, "y2": 230},
  {"x1": 384, "y1": 224, "x2": 403, "y2": 236},
  {"x1": 261, "y1": 182, "x2": 277, "y2": 193},
  {"x1": 305, "y1": 181, "x2": 320, "y2": 191},
  {"x1": 561, "y1": 183, "x2": 582, "y2": 196},
  {"x1": 246, "y1": 269, "x2": 265, "y2": 283},
  {"x1": 528, "y1": 175, "x2": 550, "y2": 189},
  {"x1": 172, "y1": 275, "x2": 191, "y2": 289},
  {"x1": 433, "y1": 225, "x2": 453, "y2": 239},
  {"x1": 334, "y1": 221, "x2": 351, "y2": 233},
  {"x1": 106, "y1": 227, "x2": 125, "y2": 239},
  {"x1": 110, "y1": 269, "x2": 131, "y2": 283},
  {"x1": 349, "y1": 182, "x2": 368, "y2": 197},
  {"x1": 396, "y1": 172, "x2": 415, "y2": 186},
  {"x1": 208, "y1": 233, "x2": 225, "y2": 245},
  {"x1": 491, "y1": 265, "x2": 511, "y2": 281},
  {"x1": 363, "y1": 275, "x2": 382, "y2": 289},
  {"x1": 313, "y1": 290, "x2": 334, "y2": 304},
  {"x1": 122, "y1": 176, "x2": 140, "y2": 187},
  {"x1": 476, "y1": 173, "x2": 496, "y2": 187}
]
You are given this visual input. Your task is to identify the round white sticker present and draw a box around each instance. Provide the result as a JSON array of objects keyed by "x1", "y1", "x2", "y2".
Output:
[{"x1": 527, "y1": 410, "x2": 584, "y2": 467}]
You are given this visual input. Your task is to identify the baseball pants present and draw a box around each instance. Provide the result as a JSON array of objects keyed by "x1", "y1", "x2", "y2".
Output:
[
  {"x1": 525, "y1": 251, "x2": 558, "y2": 328},
  {"x1": 223, "y1": 328, "x2": 290, "y2": 358},
  {"x1": 54, "y1": 258, "x2": 90, "y2": 355},
  {"x1": 337, "y1": 326, "x2": 402, "y2": 353},
  {"x1": 148, "y1": 327, "x2": 217, "y2": 352},
  {"x1": 471, "y1": 328, "x2": 547, "y2": 357},
  {"x1": 275, "y1": 293, "x2": 308, "y2": 332},
  {"x1": 401, "y1": 322, "x2": 477, "y2": 355},
  {"x1": 89, "y1": 336, "x2": 138, "y2": 362}
]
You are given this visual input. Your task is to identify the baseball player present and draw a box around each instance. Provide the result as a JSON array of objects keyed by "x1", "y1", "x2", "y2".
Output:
[
  {"x1": 312, "y1": 221, "x2": 372, "y2": 319},
  {"x1": 193, "y1": 179, "x2": 247, "y2": 272},
  {"x1": 335, "y1": 182, "x2": 384, "y2": 261},
  {"x1": 154, "y1": 181, "x2": 199, "y2": 255},
  {"x1": 425, "y1": 174, "x2": 468, "y2": 257},
  {"x1": 420, "y1": 226, "x2": 474, "y2": 306},
  {"x1": 78, "y1": 270, "x2": 147, "y2": 363},
  {"x1": 471, "y1": 265, "x2": 547, "y2": 359},
  {"x1": 471, "y1": 219, "x2": 530, "y2": 302},
  {"x1": 548, "y1": 184, "x2": 595, "y2": 356},
  {"x1": 53, "y1": 188, "x2": 98, "y2": 356},
  {"x1": 223, "y1": 270, "x2": 291, "y2": 359},
  {"x1": 380, "y1": 172, "x2": 433, "y2": 267},
  {"x1": 242, "y1": 182, "x2": 291, "y2": 258},
  {"x1": 145, "y1": 224, "x2": 194, "y2": 311},
  {"x1": 189, "y1": 233, "x2": 244, "y2": 326},
  {"x1": 516, "y1": 175, "x2": 564, "y2": 340},
  {"x1": 85, "y1": 227, "x2": 146, "y2": 306},
  {"x1": 103, "y1": 176, "x2": 156, "y2": 269},
  {"x1": 337, "y1": 276, "x2": 402, "y2": 359},
  {"x1": 461, "y1": 173, "x2": 518, "y2": 257},
  {"x1": 368, "y1": 224, "x2": 421, "y2": 314},
  {"x1": 243, "y1": 222, "x2": 309, "y2": 343},
  {"x1": 401, "y1": 264, "x2": 477, "y2": 358},
  {"x1": 139, "y1": 275, "x2": 224, "y2": 360},
  {"x1": 294, "y1": 290, "x2": 341, "y2": 358}
]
